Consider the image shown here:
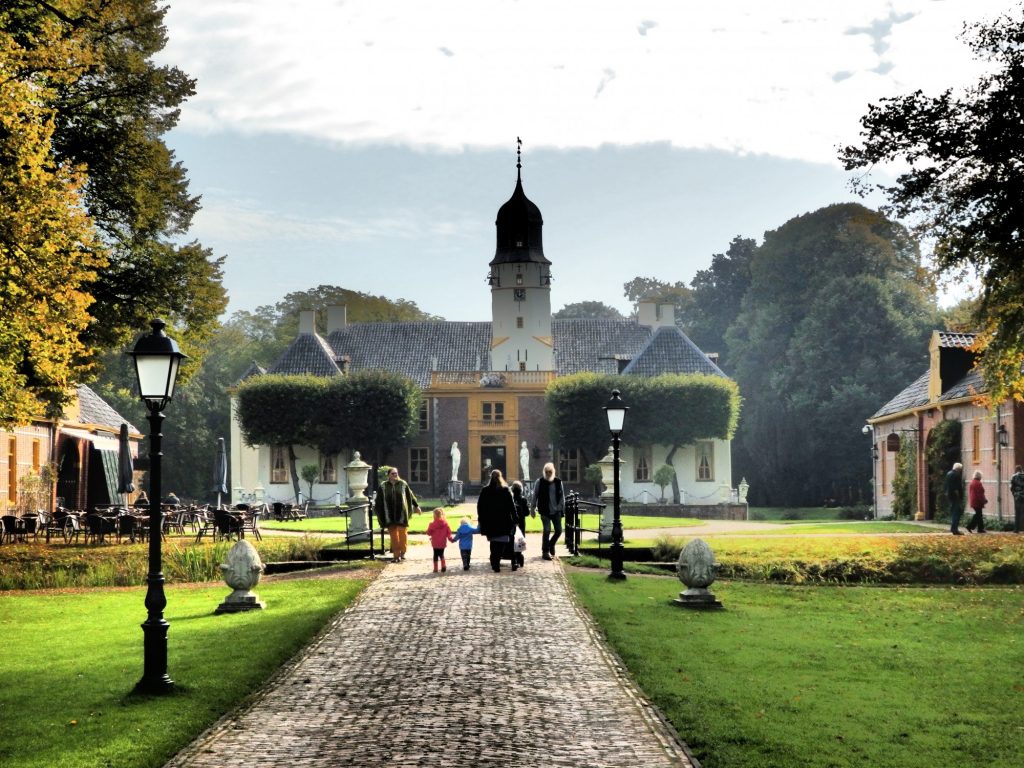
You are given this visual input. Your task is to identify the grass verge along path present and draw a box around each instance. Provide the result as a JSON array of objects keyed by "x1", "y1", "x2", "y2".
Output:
[
  {"x1": 0, "y1": 571, "x2": 373, "y2": 768},
  {"x1": 569, "y1": 574, "x2": 1024, "y2": 768}
]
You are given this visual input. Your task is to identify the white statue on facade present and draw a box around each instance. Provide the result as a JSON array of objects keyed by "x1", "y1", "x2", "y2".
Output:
[
  {"x1": 450, "y1": 442, "x2": 461, "y2": 481},
  {"x1": 520, "y1": 441, "x2": 530, "y2": 481}
]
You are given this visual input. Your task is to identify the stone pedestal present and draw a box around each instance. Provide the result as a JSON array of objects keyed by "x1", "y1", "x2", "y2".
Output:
[
  {"x1": 345, "y1": 452, "x2": 372, "y2": 541},
  {"x1": 597, "y1": 448, "x2": 617, "y2": 542},
  {"x1": 673, "y1": 538, "x2": 723, "y2": 610},
  {"x1": 447, "y1": 480, "x2": 464, "y2": 503},
  {"x1": 216, "y1": 540, "x2": 266, "y2": 614},
  {"x1": 673, "y1": 587, "x2": 723, "y2": 610}
]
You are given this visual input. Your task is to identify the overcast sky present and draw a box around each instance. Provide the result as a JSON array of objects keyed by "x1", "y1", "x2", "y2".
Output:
[{"x1": 158, "y1": 0, "x2": 1003, "y2": 321}]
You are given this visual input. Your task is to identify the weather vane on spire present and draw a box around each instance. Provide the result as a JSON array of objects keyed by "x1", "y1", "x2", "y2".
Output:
[{"x1": 516, "y1": 136, "x2": 522, "y2": 179}]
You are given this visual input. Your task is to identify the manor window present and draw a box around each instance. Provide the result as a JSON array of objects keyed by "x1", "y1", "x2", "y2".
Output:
[
  {"x1": 409, "y1": 447, "x2": 429, "y2": 483},
  {"x1": 320, "y1": 453, "x2": 337, "y2": 484},
  {"x1": 635, "y1": 446, "x2": 652, "y2": 483},
  {"x1": 482, "y1": 402, "x2": 504, "y2": 422},
  {"x1": 696, "y1": 441, "x2": 714, "y2": 482},
  {"x1": 271, "y1": 446, "x2": 288, "y2": 484},
  {"x1": 558, "y1": 448, "x2": 580, "y2": 483},
  {"x1": 418, "y1": 400, "x2": 430, "y2": 432}
]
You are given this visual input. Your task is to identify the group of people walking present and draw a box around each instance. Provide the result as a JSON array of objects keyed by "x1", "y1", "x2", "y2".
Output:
[
  {"x1": 944, "y1": 461, "x2": 1024, "y2": 534},
  {"x1": 373, "y1": 462, "x2": 569, "y2": 571}
]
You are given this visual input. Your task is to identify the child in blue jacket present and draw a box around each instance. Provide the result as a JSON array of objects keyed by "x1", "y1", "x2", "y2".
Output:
[{"x1": 452, "y1": 517, "x2": 479, "y2": 570}]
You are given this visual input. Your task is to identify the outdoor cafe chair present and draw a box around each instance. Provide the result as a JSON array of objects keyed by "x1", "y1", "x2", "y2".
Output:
[
  {"x1": 45, "y1": 508, "x2": 79, "y2": 544},
  {"x1": 1, "y1": 514, "x2": 22, "y2": 544},
  {"x1": 117, "y1": 514, "x2": 145, "y2": 544},
  {"x1": 84, "y1": 514, "x2": 117, "y2": 544},
  {"x1": 21, "y1": 513, "x2": 39, "y2": 541},
  {"x1": 214, "y1": 508, "x2": 244, "y2": 541},
  {"x1": 241, "y1": 508, "x2": 262, "y2": 541}
]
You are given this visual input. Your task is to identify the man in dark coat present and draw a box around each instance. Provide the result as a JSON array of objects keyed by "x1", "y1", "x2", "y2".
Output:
[
  {"x1": 1010, "y1": 465, "x2": 1024, "y2": 533},
  {"x1": 944, "y1": 462, "x2": 965, "y2": 535}
]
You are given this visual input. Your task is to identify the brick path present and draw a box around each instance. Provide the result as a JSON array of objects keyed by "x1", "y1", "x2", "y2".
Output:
[{"x1": 165, "y1": 534, "x2": 695, "y2": 767}]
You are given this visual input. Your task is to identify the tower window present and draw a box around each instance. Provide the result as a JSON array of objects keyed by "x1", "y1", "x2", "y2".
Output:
[
  {"x1": 516, "y1": 241, "x2": 523, "y2": 247},
  {"x1": 516, "y1": 274, "x2": 523, "y2": 285},
  {"x1": 516, "y1": 317, "x2": 523, "y2": 329}
]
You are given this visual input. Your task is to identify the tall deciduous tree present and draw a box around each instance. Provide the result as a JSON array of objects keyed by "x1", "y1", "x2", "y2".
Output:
[
  {"x1": 726, "y1": 204, "x2": 938, "y2": 506},
  {"x1": 553, "y1": 301, "x2": 625, "y2": 320},
  {"x1": 6, "y1": 0, "x2": 227, "y2": 362},
  {"x1": 840, "y1": 4, "x2": 1024, "y2": 402},
  {"x1": 0, "y1": 9, "x2": 105, "y2": 425},
  {"x1": 687, "y1": 236, "x2": 756, "y2": 371},
  {"x1": 622, "y1": 276, "x2": 694, "y2": 328}
]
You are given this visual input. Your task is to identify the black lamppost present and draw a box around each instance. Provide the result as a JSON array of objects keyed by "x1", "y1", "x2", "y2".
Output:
[
  {"x1": 128, "y1": 319, "x2": 186, "y2": 695},
  {"x1": 604, "y1": 390, "x2": 628, "y2": 581},
  {"x1": 998, "y1": 422, "x2": 1009, "y2": 521},
  {"x1": 862, "y1": 424, "x2": 877, "y2": 519}
]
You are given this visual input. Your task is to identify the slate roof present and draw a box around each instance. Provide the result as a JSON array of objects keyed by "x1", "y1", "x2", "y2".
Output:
[
  {"x1": 620, "y1": 325, "x2": 727, "y2": 377},
  {"x1": 268, "y1": 317, "x2": 728, "y2": 389},
  {"x1": 870, "y1": 367, "x2": 988, "y2": 420},
  {"x1": 551, "y1": 319, "x2": 655, "y2": 376},
  {"x1": 75, "y1": 384, "x2": 139, "y2": 434},
  {"x1": 870, "y1": 371, "x2": 930, "y2": 419},
  {"x1": 236, "y1": 361, "x2": 266, "y2": 385},
  {"x1": 327, "y1": 322, "x2": 493, "y2": 388},
  {"x1": 267, "y1": 333, "x2": 341, "y2": 377}
]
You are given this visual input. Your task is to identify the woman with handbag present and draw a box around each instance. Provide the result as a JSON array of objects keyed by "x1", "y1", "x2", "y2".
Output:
[
  {"x1": 477, "y1": 469, "x2": 518, "y2": 572},
  {"x1": 532, "y1": 462, "x2": 564, "y2": 560}
]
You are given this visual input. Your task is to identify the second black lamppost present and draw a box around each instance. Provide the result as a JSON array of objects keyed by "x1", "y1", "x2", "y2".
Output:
[
  {"x1": 129, "y1": 319, "x2": 186, "y2": 695},
  {"x1": 604, "y1": 389, "x2": 628, "y2": 581}
]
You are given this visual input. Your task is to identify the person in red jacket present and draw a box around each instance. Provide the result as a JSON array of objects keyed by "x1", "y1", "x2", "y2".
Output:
[{"x1": 966, "y1": 470, "x2": 987, "y2": 533}]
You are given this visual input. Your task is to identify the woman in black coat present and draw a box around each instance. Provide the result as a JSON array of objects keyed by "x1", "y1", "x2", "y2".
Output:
[{"x1": 477, "y1": 469, "x2": 518, "y2": 572}]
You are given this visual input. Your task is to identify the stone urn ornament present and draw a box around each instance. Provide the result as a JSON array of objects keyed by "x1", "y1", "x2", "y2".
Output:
[
  {"x1": 673, "y1": 538, "x2": 723, "y2": 610},
  {"x1": 215, "y1": 539, "x2": 266, "y2": 614}
]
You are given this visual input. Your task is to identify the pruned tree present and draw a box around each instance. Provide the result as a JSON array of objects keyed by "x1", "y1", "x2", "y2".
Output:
[
  {"x1": 235, "y1": 375, "x2": 327, "y2": 500},
  {"x1": 546, "y1": 372, "x2": 740, "y2": 501}
]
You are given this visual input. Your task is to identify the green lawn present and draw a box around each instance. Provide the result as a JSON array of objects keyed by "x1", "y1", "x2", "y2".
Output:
[
  {"x1": 262, "y1": 510, "x2": 704, "y2": 535},
  {"x1": 570, "y1": 573, "x2": 1024, "y2": 768},
  {"x1": 0, "y1": 571, "x2": 374, "y2": 768}
]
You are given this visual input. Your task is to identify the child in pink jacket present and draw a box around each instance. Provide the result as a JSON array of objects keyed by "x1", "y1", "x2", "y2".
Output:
[{"x1": 426, "y1": 507, "x2": 455, "y2": 572}]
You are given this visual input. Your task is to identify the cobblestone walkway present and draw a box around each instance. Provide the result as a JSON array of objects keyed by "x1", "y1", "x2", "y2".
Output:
[{"x1": 165, "y1": 537, "x2": 695, "y2": 767}]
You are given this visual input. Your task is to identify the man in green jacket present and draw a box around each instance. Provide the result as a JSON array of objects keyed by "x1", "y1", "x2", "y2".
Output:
[{"x1": 374, "y1": 467, "x2": 421, "y2": 562}]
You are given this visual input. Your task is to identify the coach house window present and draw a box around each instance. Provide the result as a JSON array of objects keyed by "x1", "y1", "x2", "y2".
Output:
[
  {"x1": 482, "y1": 402, "x2": 505, "y2": 422},
  {"x1": 418, "y1": 400, "x2": 430, "y2": 432},
  {"x1": 409, "y1": 447, "x2": 429, "y2": 484},
  {"x1": 972, "y1": 424, "x2": 981, "y2": 463},
  {"x1": 558, "y1": 448, "x2": 580, "y2": 483},
  {"x1": 696, "y1": 441, "x2": 714, "y2": 482},
  {"x1": 271, "y1": 446, "x2": 288, "y2": 484},
  {"x1": 320, "y1": 453, "x2": 337, "y2": 484},
  {"x1": 635, "y1": 446, "x2": 652, "y2": 482}
]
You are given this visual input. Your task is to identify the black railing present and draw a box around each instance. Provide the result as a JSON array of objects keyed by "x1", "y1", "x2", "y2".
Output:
[
  {"x1": 335, "y1": 502, "x2": 381, "y2": 559},
  {"x1": 564, "y1": 490, "x2": 606, "y2": 556}
]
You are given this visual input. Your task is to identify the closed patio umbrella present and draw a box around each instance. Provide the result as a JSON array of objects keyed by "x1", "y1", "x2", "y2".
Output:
[
  {"x1": 211, "y1": 437, "x2": 228, "y2": 509},
  {"x1": 116, "y1": 423, "x2": 135, "y2": 508}
]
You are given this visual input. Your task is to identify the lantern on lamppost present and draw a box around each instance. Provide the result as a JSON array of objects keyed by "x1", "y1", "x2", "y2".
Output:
[
  {"x1": 603, "y1": 390, "x2": 628, "y2": 581},
  {"x1": 128, "y1": 319, "x2": 186, "y2": 695}
]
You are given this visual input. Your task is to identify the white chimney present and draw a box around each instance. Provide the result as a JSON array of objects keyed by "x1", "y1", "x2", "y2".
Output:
[
  {"x1": 327, "y1": 305, "x2": 348, "y2": 334},
  {"x1": 637, "y1": 301, "x2": 675, "y2": 328},
  {"x1": 298, "y1": 310, "x2": 316, "y2": 334}
]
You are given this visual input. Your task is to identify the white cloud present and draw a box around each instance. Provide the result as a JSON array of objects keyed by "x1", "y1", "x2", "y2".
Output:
[{"x1": 159, "y1": 1, "x2": 1006, "y2": 164}]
